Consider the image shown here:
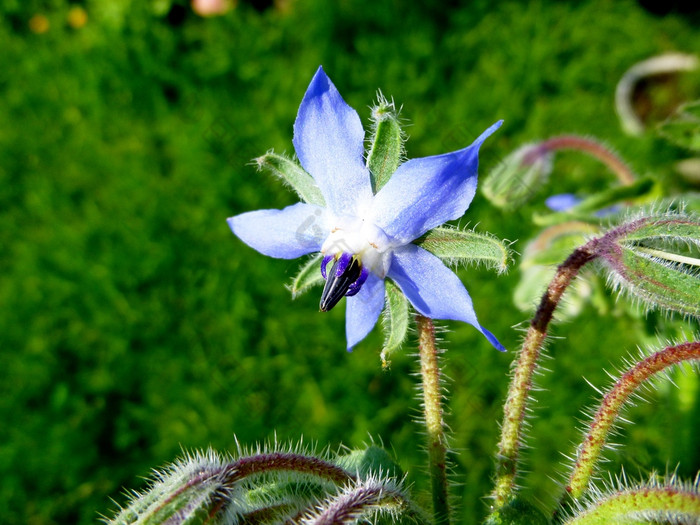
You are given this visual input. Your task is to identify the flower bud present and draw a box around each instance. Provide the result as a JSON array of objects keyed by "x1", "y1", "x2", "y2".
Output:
[
  {"x1": 595, "y1": 212, "x2": 700, "y2": 316},
  {"x1": 482, "y1": 143, "x2": 553, "y2": 208}
]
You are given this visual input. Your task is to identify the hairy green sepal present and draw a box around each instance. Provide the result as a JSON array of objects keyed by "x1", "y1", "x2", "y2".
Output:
[
  {"x1": 414, "y1": 226, "x2": 511, "y2": 274},
  {"x1": 380, "y1": 280, "x2": 409, "y2": 367},
  {"x1": 255, "y1": 151, "x2": 325, "y2": 206},
  {"x1": 366, "y1": 95, "x2": 403, "y2": 193},
  {"x1": 289, "y1": 254, "x2": 324, "y2": 297}
]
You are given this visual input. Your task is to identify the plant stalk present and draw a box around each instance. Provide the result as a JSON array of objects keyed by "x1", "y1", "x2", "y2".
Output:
[
  {"x1": 492, "y1": 240, "x2": 599, "y2": 509},
  {"x1": 416, "y1": 314, "x2": 451, "y2": 525}
]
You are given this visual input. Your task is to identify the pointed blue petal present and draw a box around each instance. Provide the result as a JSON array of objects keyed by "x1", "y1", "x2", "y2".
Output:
[
  {"x1": 293, "y1": 66, "x2": 373, "y2": 217},
  {"x1": 370, "y1": 121, "x2": 503, "y2": 245},
  {"x1": 228, "y1": 202, "x2": 328, "y2": 259},
  {"x1": 345, "y1": 273, "x2": 385, "y2": 351},
  {"x1": 388, "y1": 244, "x2": 505, "y2": 351}
]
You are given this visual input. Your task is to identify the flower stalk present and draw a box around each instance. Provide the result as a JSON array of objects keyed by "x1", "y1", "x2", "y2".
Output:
[
  {"x1": 417, "y1": 314, "x2": 451, "y2": 525},
  {"x1": 566, "y1": 341, "x2": 700, "y2": 499},
  {"x1": 492, "y1": 239, "x2": 600, "y2": 508},
  {"x1": 524, "y1": 135, "x2": 636, "y2": 185}
]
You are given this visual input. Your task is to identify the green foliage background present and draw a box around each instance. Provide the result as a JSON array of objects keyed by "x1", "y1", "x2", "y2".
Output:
[{"x1": 0, "y1": 1, "x2": 698, "y2": 523}]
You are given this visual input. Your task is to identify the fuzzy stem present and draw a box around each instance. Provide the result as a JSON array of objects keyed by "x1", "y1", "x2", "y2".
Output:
[
  {"x1": 566, "y1": 342, "x2": 700, "y2": 499},
  {"x1": 526, "y1": 135, "x2": 636, "y2": 185},
  {"x1": 562, "y1": 485, "x2": 700, "y2": 525},
  {"x1": 416, "y1": 314, "x2": 451, "y2": 525},
  {"x1": 492, "y1": 240, "x2": 600, "y2": 509},
  {"x1": 304, "y1": 479, "x2": 429, "y2": 525},
  {"x1": 159, "y1": 452, "x2": 354, "y2": 514}
]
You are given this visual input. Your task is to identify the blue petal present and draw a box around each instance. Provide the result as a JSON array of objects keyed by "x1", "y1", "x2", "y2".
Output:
[
  {"x1": 370, "y1": 121, "x2": 503, "y2": 245},
  {"x1": 228, "y1": 202, "x2": 328, "y2": 259},
  {"x1": 293, "y1": 66, "x2": 373, "y2": 217},
  {"x1": 545, "y1": 193, "x2": 581, "y2": 211},
  {"x1": 388, "y1": 244, "x2": 505, "y2": 351},
  {"x1": 345, "y1": 272, "x2": 385, "y2": 351}
]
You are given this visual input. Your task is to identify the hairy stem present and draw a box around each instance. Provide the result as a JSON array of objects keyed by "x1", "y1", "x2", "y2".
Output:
[
  {"x1": 303, "y1": 479, "x2": 427, "y2": 525},
  {"x1": 416, "y1": 314, "x2": 451, "y2": 525},
  {"x1": 562, "y1": 485, "x2": 700, "y2": 525},
  {"x1": 492, "y1": 240, "x2": 599, "y2": 508},
  {"x1": 566, "y1": 342, "x2": 700, "y2": 499},
  {"x1": 159, "y1": 452, "x2": 354, "y2": 514}
]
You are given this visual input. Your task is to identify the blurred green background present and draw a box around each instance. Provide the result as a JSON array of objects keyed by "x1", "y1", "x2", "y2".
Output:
[{"x1": 1, "y1": 0, "x2": 699, "y2": 523}]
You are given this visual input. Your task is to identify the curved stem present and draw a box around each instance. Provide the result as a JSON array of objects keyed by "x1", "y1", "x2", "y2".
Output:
[
  {"x1": 527, "y1": 135, "x2": 636, "y2": 185},
  {"x1": 562, "y1": 485, "x2": 700, "y2": 525},
  {"x1": 416, "y1": 314, "x2": 451, "y2": 525},
  {"x1": 492, "y1": 240, "x2": 600, "y2": 509},
  {"x1": 566, "y1": 342, "x2": 700, "y2": 499}
]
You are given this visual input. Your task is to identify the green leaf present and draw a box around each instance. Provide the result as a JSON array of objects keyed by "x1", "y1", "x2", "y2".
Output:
[
  {"x1": 288, "y1": 254, "x2": 324, "y2": 297},
  {"x1": 414, "y1": 226, "x2": 511, "y2": 273},
  {"x1": 255, "y1": 151, "x2": 325, "y2": 206},
  {"x1": 366, "y1": 94, "x2": 403, "y2": 193},
  {"x1": 380, "y1": 280, "x2": 409, "y2": 367},
  {"x1": 657, "y1": 99, "x2": 700, "y2": 152}
]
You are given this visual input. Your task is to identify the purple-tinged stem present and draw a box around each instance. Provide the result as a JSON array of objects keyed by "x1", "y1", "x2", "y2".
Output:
[
  {"x1": 158, "y1": 452, "x2": 355, "y2": 516},
  {"x1": 303, "y1": 479, "x2": 424, "y2": 525},
  {"x1": 416, "y1": 314, "x2": 451, "y2": 525},
  {"x1": 524, "y1": 135, "x2": 636, "y2": 186},
  {"x1": 492, "y1": 239, "x2": 600, "y2": 509},
  {"x1": 566, "y1": 342, "x2": 700, "y2": 499}
]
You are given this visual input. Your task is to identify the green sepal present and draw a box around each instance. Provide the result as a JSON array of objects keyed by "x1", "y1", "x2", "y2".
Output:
[
  {"x1": 380, "y1": 280, "x2": 409, "y2": 368},
  {"x1": 366, "y1": 94, "x2": 403, "y2": 193},
  {"x1": 255, "y1": 151, "x2": 325, "y2": 206},
  {"x1": 657, "y1": 99, "x2": 700, "y2": 152},
  {"x1": 288, "y1": 254, "x2": 324, "y2": 297},
  {"x1": 533, "y1": 176, "x2": 656, "y2": 227},
  {"x1": 414, "y1": 226, "x2": 511, "y2": 274}
]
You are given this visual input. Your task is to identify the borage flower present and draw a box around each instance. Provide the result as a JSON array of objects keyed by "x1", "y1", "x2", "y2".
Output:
[{"x1": 229, "y1": 66, "x2": 506, "y2": 352}]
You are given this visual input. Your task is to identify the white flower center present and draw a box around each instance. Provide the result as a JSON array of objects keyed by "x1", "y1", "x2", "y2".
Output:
[{"x1": 320, "y1": 216, "x2": 393, "y2": 278}]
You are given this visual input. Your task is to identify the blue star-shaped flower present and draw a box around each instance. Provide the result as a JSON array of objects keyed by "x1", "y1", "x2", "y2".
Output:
[{"x1": 228, "y1": 66, "x2": 504, "y2": 352}]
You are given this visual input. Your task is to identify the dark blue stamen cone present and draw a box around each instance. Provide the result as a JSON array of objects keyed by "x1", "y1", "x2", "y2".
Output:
[{"x1": 320, "y1": 255, "x2": 363, "y2": 312}]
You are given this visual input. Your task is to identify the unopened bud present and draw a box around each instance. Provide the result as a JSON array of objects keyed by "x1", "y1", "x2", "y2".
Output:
[
  {"x1": 482, "y1": 143, "x2": 553, "y2": 208},
  {"x1": 594, "y1": 212, "x2": 700, "y2": 316}
]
